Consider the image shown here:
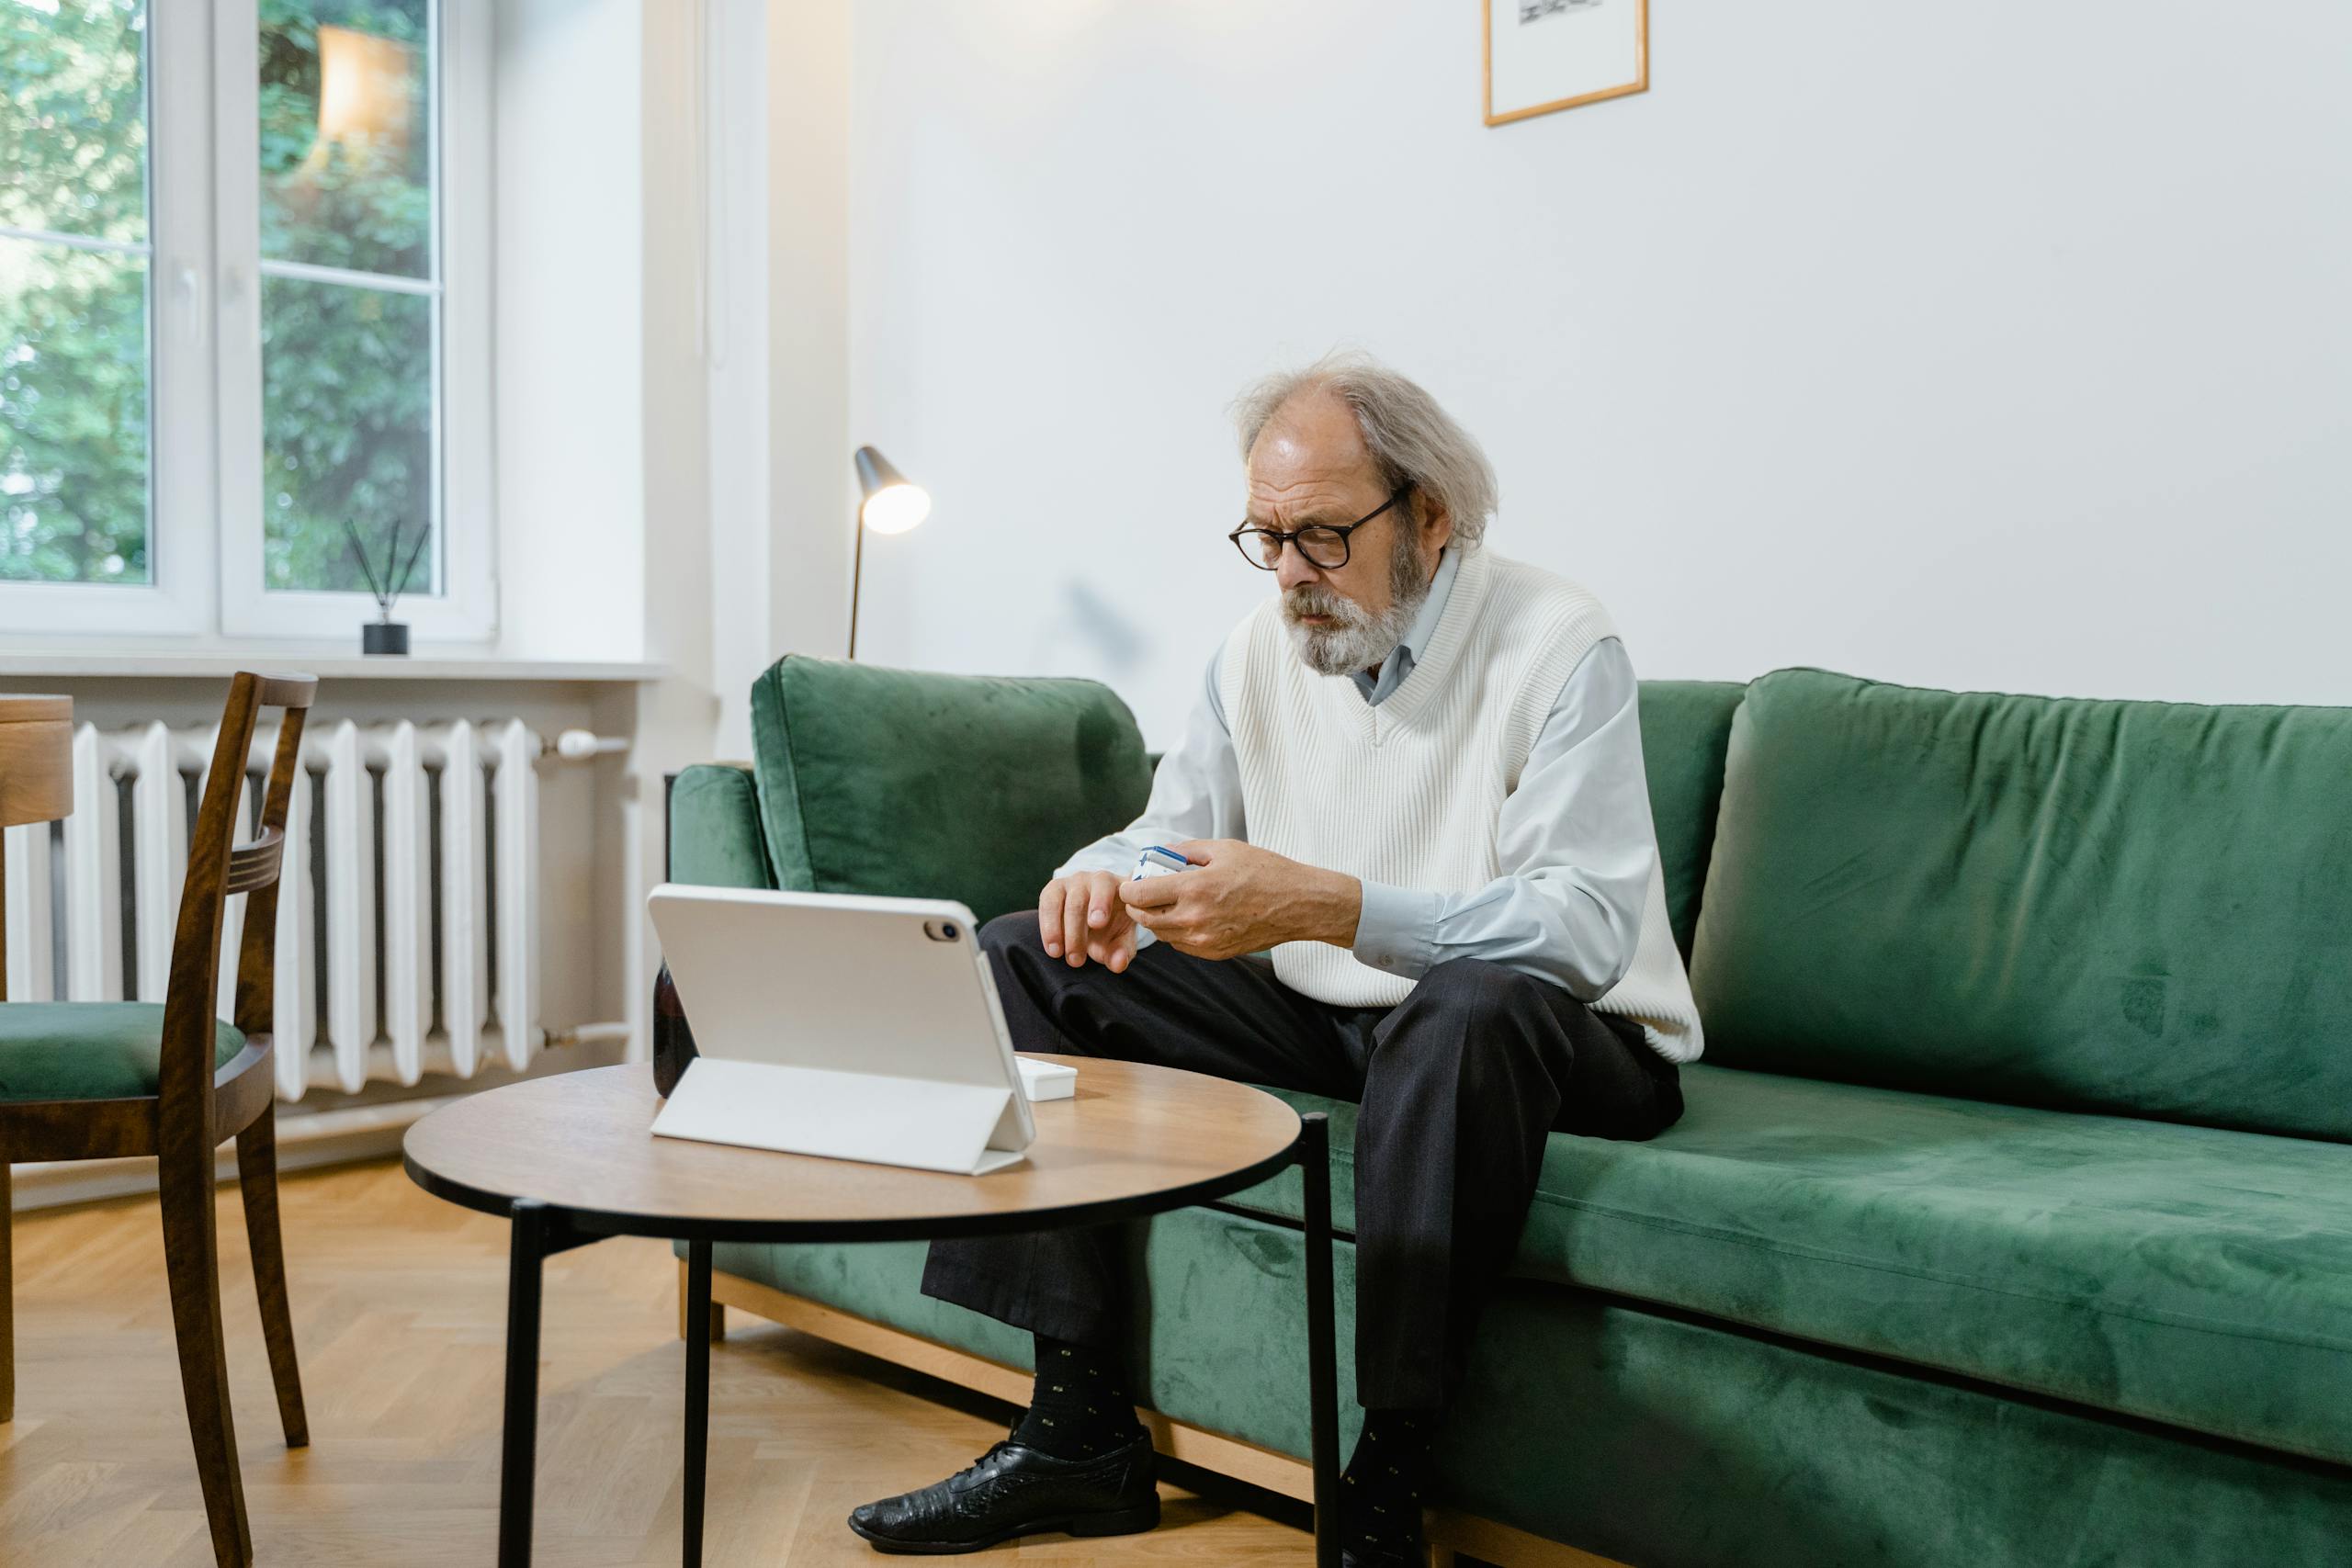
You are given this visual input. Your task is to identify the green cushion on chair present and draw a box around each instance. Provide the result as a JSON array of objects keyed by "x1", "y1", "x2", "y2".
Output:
[
  {"x1": 748, "y1": 655, "x2": 1155, "y2": 924},
  {"x1": 0, "y1": 1003, "x2": 246, "y2": 1103}
]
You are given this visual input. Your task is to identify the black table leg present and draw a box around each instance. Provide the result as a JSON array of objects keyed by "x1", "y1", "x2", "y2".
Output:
[
  {"x1": 1299, "y1": 1113, "x2": 1340, "y2": 1568},
  {"x1": 684, "y1": 1239, "x2": 714, "y2": 1565},
  {"x1": 501, "y1": 1199, "x2": 550, "y2": 1568}
]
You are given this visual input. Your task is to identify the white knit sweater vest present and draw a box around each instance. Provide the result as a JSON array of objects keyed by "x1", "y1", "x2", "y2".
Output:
[{"x1": 1217, "y1": 547, "x2": 1704, "y2": 1062}]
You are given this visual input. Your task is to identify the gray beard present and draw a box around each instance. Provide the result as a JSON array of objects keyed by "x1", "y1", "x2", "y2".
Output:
[{"x1": 1280, "y1": 541, "x2": 1435, "y2": 679}]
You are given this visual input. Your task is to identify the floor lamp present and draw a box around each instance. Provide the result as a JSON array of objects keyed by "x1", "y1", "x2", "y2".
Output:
[{"x1": 849, "y1": 446, "x2": 931, "y2": 660}]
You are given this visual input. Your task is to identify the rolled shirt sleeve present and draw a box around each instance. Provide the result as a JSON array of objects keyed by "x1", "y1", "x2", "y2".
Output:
[{"x1": 1350, "y1": 637, "x2": 1657, "y2": 1001}]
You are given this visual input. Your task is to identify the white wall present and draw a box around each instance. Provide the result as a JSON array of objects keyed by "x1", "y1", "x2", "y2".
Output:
[
  {"x1": 763, "y1": 0, "x2": 856, "y2": 678},
  {"x1": 704, "y1": 0, "x2": 775, "y2": 761},
  {"x1": 842, "y1": 0, "x2": 2352, "y2": 749},
  {"x1": 493, "y1": 0, "x2": 749, "y2": 1058},
  {"x1": 492, "y1": 0, "x2": 649, "y2": 662}
]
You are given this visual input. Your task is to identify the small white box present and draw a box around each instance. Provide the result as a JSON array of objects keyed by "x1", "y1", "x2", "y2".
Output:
[{"x1": 1016, "y1": 1055, "x2": 1078, "y2": 1101}]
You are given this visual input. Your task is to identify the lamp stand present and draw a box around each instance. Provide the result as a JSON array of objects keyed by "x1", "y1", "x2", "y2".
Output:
[{"x1": 847, "y1": 515, "x2": 865, "y2": 660}]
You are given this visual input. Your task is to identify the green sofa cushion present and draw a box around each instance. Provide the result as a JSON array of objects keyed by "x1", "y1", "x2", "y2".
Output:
[
  {"x1": 0, "y1": 1002, "x2": 245, "y2": 1102},
  {"x1": 1690, "y1": 667, "x2": 2352, "y2": 1141},
  {"x1": 668, "y1": 763, "x2": 773, "y2": 889},
  {"x1": 711, "y1": 1215, "x2": 2352, "y2": 1568},
  {"x1": 1225, "y1": 1064, "x2": 2352, "y2": 1467},
  {"x1": 748, "y1": 656, "x2": 1155, "y2": 924},
  {"x1": 1633, "y1": 679, "x2": 1745, "y2": 961}
]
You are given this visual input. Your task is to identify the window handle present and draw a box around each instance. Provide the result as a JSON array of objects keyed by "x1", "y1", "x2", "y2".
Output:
[{"x1": 174, "y1": 263, "x2": 207, "y2": 346}]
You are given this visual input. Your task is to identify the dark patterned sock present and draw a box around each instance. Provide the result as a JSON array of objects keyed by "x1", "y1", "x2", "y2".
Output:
[
  {"x1": 1012, "y1": 1335, "x2": 1145, "y2": 1460},
  {"x1": 1340, "y1": 1408, "x2": 1437, "y2": 1561}
]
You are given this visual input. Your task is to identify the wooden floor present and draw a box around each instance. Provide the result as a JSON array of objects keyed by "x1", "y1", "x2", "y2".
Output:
[{"x1": 1, "y1": 1159, "x2": 1323, "y2": 1565}]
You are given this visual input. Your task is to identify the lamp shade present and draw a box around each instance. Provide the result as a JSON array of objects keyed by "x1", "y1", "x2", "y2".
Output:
[{"x1": 854, "y1": 446, "x2": 931, "y2": 536}]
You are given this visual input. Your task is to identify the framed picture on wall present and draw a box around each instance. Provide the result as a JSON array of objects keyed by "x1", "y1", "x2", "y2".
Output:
[{"x1": 1485, "y1": 0, "x2": 1648, "y2": 126}]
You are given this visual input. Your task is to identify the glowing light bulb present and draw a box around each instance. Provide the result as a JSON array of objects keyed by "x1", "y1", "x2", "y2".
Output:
[{"x1": 860, "y1": 482, "x2": 931, "y2": 536}]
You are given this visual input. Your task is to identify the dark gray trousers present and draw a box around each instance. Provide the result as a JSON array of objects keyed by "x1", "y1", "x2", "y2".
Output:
[{"x1": 921, "y1": 911, "x2": 1684, "y2": 1410}]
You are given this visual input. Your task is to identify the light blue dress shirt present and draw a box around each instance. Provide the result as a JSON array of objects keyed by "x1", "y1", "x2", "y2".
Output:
[{"x1": 1058, "y1": 548, "x2": 1661, "y2": 1003}]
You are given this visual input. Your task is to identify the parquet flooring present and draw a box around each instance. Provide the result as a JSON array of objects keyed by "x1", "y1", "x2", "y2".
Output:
[{"x1": 1, "y1": 1159, "x2": 1317, "y2": 1565}]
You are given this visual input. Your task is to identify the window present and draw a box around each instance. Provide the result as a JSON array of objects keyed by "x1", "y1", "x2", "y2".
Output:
[
  {"x1": 0, "y1": 0, "x2": 492, "y2": 641},
  {"x1": 1, "y1": 0, "x2": 168, "y2": 607}
]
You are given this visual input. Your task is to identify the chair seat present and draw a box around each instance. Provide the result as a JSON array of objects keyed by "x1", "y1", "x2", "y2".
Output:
[
  {"x1": 1230, "y1": 1063, "x2": 2352, "y2": 1469},
  {"x1": 0, "y1": 1002, "x2": 246, "y2": 1103}
]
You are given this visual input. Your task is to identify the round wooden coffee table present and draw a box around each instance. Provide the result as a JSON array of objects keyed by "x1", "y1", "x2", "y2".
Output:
[{"x1": 403, "y1": 1058, "x2": 1340, "y2": 1567}]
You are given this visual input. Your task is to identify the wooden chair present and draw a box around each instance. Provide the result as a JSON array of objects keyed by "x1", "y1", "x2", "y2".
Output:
[{"x1": 0, "y1": 672, "x2": 317, "y2": 1568}]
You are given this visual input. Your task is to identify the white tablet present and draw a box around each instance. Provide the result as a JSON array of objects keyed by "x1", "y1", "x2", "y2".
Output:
[{"x1": 645, "y1": 884, "x2": 1037, "y2": 1174}]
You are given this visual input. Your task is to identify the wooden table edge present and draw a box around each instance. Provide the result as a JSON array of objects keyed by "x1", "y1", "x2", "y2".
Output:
[
  {"x1": 399, "y1": 1141, "x2": 1306, "y2": 1244},
  {"x1": 400, "y1": 1061, "x2": 1309, "y2": 1244}
]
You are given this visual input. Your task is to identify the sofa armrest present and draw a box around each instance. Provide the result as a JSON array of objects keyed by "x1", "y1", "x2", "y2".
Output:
[{"x1": 667, "y1": 762, "x2": 775, "y2": 889}]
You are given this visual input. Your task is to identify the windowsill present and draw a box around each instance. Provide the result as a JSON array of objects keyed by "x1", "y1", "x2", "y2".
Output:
[{"x1": 0, "y1": 646, "x2": 673, "y2": 683}]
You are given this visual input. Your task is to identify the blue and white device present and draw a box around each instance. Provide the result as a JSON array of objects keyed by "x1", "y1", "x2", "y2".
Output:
[{"x1": 1132, "y1": 846, "x2": 1190, "y2": 880}]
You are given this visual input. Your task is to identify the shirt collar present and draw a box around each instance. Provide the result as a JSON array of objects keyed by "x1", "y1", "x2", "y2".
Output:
[{"x1": 1350, "y1": 546, "x2": 1461, "y2": 705}]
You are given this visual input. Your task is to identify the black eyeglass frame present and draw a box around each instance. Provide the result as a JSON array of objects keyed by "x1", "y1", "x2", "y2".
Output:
[{"x1": 1227, "y1": 485, "x2": 1411, "y2": 571}]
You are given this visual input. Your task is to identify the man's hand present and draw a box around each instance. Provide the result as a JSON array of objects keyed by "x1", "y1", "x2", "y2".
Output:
[
  {"x1": 1118, "y1": 840, "x2": 1362, "y2": 962},
  {"x1": 1039, "y1": 870, "x2": 1142, "y2": 973}
]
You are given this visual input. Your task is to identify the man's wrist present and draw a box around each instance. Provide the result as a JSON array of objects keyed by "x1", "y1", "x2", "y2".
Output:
[{"x1": 1307, "y1": 867, "x2": 1363, "y2": 947}]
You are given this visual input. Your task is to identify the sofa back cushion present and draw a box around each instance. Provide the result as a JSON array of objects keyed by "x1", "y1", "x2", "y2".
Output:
[
  {"x1": 1634, "y1": 680, "x2": 1747, "y2": 962},
  {"x1": 750, "y1": 656, "x2": 1154, "y2": 923},
  {"x1": 1690, "y1": 667, "x2": 2352, "y2": 1142}
]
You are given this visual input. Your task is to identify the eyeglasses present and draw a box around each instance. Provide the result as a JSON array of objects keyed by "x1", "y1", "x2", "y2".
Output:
[{"x1": 1227, "y1": 486, "x2": 1409, "y2": 571}]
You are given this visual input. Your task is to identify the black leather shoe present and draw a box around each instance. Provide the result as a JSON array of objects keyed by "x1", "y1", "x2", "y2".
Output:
[{"x1": 847, "y1": 1429, "x2": 1159, "y2": 1554}]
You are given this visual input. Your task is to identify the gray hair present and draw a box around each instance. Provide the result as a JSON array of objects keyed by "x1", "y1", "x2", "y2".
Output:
[{"x1": 1230, "y1": 351, "x2": 1498, "y2": 548}]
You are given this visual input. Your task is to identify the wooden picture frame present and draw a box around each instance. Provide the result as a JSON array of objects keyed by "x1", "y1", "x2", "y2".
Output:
[{"x1": 1484, "y1": 0, "x2": 1649, "y2": 127}]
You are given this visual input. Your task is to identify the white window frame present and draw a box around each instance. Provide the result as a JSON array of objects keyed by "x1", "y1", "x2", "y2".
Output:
[
  {"x1": 0, "y1": 0, "x2": 496, "y2": 644},
  {"x1": 0, "y1": 0, "x2": 213, "y2": 637},
  {"x1": 213, "y1": 0, "x2": 496, "y2": 640}
]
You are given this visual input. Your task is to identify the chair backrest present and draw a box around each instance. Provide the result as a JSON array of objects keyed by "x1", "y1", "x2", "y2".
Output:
[{"x1": 157, "y1": 673, "x2": 317, "y2": 1115}]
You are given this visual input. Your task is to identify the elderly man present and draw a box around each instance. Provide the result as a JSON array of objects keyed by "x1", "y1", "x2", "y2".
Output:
[{"x1": 849, "y1": 354, "x2": 1702, "y2": 1563}]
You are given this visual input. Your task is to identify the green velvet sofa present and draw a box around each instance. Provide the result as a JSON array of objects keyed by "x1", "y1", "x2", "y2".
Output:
[{"x1": 665, "y1": 654, "x2": 2352, "y2": 1568}]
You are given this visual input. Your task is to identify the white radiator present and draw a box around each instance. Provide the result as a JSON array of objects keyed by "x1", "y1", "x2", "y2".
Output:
[{"x1": 2, "y1": 718, "x2": 547, "y2": 1100}]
